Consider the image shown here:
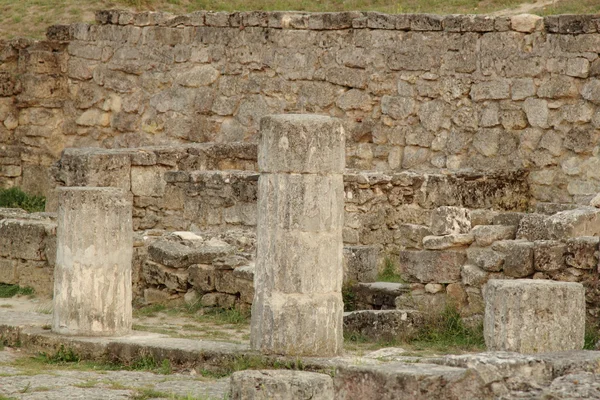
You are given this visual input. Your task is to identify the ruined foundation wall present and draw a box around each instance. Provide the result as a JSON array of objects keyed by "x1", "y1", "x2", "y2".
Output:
[{"x1": 1, "y1": 12, "x2": 600, "y2": 203}]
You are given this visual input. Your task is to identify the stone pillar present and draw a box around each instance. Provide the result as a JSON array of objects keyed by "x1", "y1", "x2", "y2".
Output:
[
  {"x1": 484, "y1": 279, "x2": 585, "y2": 353},
  {"x1": 251, "y1": 115, "x2": 345, "y2": 356},
  {"x1": 52, "y1": 187, "x2": 133, "y2": 336}
]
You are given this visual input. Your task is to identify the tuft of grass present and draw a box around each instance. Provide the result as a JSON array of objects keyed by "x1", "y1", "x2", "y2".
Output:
[
  {"x1": 0, "y1": 284, "x2": 34, "y2": 298},
  {"x1": 342, "y1": 281, "x2": 357, "y2": 312},
  {"x1": 377, "y1": 257, "x2": 405, "y2": 283},
  {"x1": 0, "y1": 187, "x2": 45, "y2": 213},
  {"x1": 584, "y1": 323, "x2": 600, "y2": 350},
  {"x1": 41, "y1": 345, "x2": 80, "y2": 364},
  {"x1": 410, "y1": 304, "x2": 485, "y2": 352}
]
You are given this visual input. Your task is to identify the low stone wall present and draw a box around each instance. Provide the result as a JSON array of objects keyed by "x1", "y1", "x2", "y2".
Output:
[{"x1": 0, "y1": 209, "x2": 56, "y2": 296}]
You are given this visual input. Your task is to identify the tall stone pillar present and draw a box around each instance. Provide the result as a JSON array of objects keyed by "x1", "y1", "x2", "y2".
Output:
[
  {"x1": 251, "y1": 115, "x2": 345, "y2": 356},
  {"x1": 52, "y1": 187, "x2": 133, "y2": 336}
]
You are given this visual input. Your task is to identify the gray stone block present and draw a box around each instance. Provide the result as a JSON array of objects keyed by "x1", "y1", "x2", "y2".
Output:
[
  {"x1": 472, "y1": 225, "x2": 516, "y2": 247},
  {"x1": 343, "y1": 310, "x2": 422, "y2": 341},
  {"x1": 343, "y1": 245, "x2": 378, "y2": 284},
  {"x1": 565, "y1": 236, "x2": 599, "y2": 270},
  {"x1": 230, "y1": 370, "x2": 334, "y2": 400},
  {"x1": 399, "y1": 250, "x2": 465, "y2": 283},
  {"x1": 430, "y1": 206, "x2": 471, "y2": 236},
  {"x1": 492, "y1": 240, "x2": 534, "y2": 278},
  {"x1": 533, "y1": 241, "x2": 566, "y2": 272},
  {"x1": 355, "y1": 282, "x2": 410, "y2": 309},
  {"x1": 422, "y1": 233, "x2": 474, "y2": 250},
  {"x1": 467, "y1": 247, "x2": 505, "y2": 272},
  {"x1": 484, "y1": 279, "x2": 585, "y2": 353}
]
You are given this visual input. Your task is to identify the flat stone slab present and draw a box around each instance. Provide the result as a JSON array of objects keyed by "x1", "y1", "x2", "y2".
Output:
[
  {"x1": 484, "y1": 279, "x2": 585, "y2": 353},
  {"x1": 230, "y1": 370, "x2": 334, "y2": 400}
]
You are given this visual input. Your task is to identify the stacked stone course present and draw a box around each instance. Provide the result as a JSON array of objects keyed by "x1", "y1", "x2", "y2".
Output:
[{"x1": 2, "y1": 11, "x2": 600, "y2": 206}]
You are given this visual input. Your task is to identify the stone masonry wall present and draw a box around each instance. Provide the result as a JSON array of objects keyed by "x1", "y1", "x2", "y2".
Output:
[{"x1": 1, "y1": 12, "x2": 600, "y2": 204}]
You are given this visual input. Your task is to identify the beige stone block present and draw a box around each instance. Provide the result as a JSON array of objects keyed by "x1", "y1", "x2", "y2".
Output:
[
  {"x1": 484, "y1": 279, "x2": 585, "y2": 353},
  {"x1": 0, "y1": 258, "x2": 17, "y2": 284},
  {"x1": 258, "y1": 115, "x2": 345, "y2": 174},
  {"x1": 188, "y1": 264, "x2": 216, "y2": 292},
  {"x1": 131, "y1": 166, "x2": 167, "y2": 197},
  {"x1": 230, "y1": 370, "x2": 334, "y2": 400},
  {"x1": 251, "y1": 292, "x2": 343, "y2": 356}
]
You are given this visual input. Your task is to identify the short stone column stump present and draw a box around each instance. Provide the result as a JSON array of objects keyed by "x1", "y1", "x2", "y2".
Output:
[
  {"x1": 52, "y1": 187, "x2": 133, "y2": 336},
  {"x1": 484, "y1": 279, "x2": 585, "y2": 353},
  {"x1": 230, "y1": 370, "x2": 334, "y2": 400}
]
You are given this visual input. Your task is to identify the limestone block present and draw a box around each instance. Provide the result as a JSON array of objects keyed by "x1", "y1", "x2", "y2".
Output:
[
  {"x1": 467, "y1": 247, "x2": 505, "y2": 272},
  {"x1": 395, "y1": 291, "x2": 448, "y2": 314},
  {"x1": 251, "y1": 292, "x2": 343, "y2": 356},
  {"x1": 422, "y1": 234, "x2": 474, "y2": 250},
  {"x1": 55, "y1": 148, "x2": 131, "y2": 191},
  {"x1": 472, "y1": 225, "x2": 517, "y2": 247},
  {"x1": 461, "y1": 264, "x2": 490, "y2": 287},
  {"x1": 230, "y1": 370, "x2": 334, "y2": 400},
  {"x1": 148, "y1": 240, "x2": 234, "y2": 269},
  {"x1": 492, "y1": 240, "x2": 534, "y2": 278},
  {"x1": 215, "y1": 269, "x2": 236, "y2": 294},
  {"x1": 188, "y1": 264, "x2": 216, "y2": 292},
  {"x1": 511, "y1": 14, "x2": 543, "y2": 32},
  {"x1": 0, "y1": 219, "x2": 55, "y2": 261},
  {"x1": 142, "y1": 261, "x2": 188, "y2": 292},
  {"x1": 492, "y1": 212, "x2": 527, "y2": 227},
  {"x1": 516, "y1": 213, "x2": 550, "y2": 241},
  {"x1": 201, "y1": 292, "x2": 236, "y2": 308},
  {"x1": 398, "y1": 250, "x2": 466, "y2": 283},
  {"x1": 16, "y1": 261, "x2": 53, "y2": 297},
  {"x1": 484, "y1": 279, "x2": 585, "y2": 353},
  {"x1": 393, "y1": 224, "x2": 432, "y2": 249},
  {"x1": 335, "y1": 362, "x2": 488, "y2": 400},
  {"x1": 343, "y1": 310, "x2": 422, "y2": 341},
  {"x1": 53, "y1": 187, "x2": 132, "y2": 336},
  {"x1": 355, "y1": 282, "x2": 410, "y2": 309},
  {"x1": 565, "y1": 237, "x2": 599, "y2": 270},
  {"x1": 430, "y1": 206, "x2": 471, "y2": 236},
  {"x1": 343, "y1": 245, "x2": 378, "y2": 284},
  {"x1": 533, "y1": 241, "x2": 566, "y2": 272},
  {"x1": 130, "y1": 166, "x2": 168, "y2": 197},
  {"x1": 547, "y1": 208, "x2": 600, "y2": 239},
  {"x1": 258, "y1": 115, "x2": 344, "y2": 174}
]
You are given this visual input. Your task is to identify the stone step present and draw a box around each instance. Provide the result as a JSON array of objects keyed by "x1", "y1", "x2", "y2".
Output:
[
  {"x1": 343, "y1": 309, "x2": 421, "y2": 341},
  {"x1": 354, "y1": 282, "x2": 411, "y2": 310}
]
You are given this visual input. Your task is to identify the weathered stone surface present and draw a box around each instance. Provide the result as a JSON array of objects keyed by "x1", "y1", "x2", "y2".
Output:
[
  {"x1": 461, "y1": 264, "x2": 490, "y2": 287},
  {"x1": 143, "y1": 260, "x2": 189, "y2": 292},
  {"x1": 430, "y1": 206, "x2": 471, "y2": 236},
  {"x1": 355, "y1": 282, "x2": 410, "y2": 309},
  {"x1": 188, "y1": 264, "x2": 216, "y2": 292},
  {"x1": 258, "y1": 115, "x2": 344, "y2": 174},
  {"x1": 201, "y1": 292, "x2": 236, "y2": 308},
  {"x1": 398, "y1": 250, "x2": 465, "y2": 283},
  {"x1": 533, "y1": 240, "x2": 566, "y2": 272},
  {"x1": 471, "y1": 225, "x2": 516, "y2": 247},
  {"x1": 422, "y1": 234, "x2": 474, "y2": 250},
  {"x1": 492, "y1": 240, "x2": 534, "y2": 278},
  {"x1": 148, "y1": 240, "x2": 233, "y2": 269},
  {"x1": 252, "y1": 114, "x2": 344, "y2": 357},
  {"x1": 0, "y1": 219, "x2": 55, "y2": 261},
  {"x1": 343, "y1": 310, "x2": 422, "y2": 341},
  {"x1": 484, "y1": 279, "x2": 585, "y2": 353},
  {"x1": 467, "y1": 247, "x2": 504, "y2": 272},
  {"x1": 230, "y1": 370, "x2": 334, "y2": 400},
  {"x1": 511, "y1": 14, "x2": 543, "y2": 33},
  {"x1": 53, "y1": 187, "x2": 132, "y2": 336},
  {"x1": 334, "y1": 362, "x2": 489, "y2": 400},
  {"x1": 343, "y1": 245, "x2": 378, "y2": 284},
  {"x1": 565, "y1": 236, "x2": 599, "y2": 270}
]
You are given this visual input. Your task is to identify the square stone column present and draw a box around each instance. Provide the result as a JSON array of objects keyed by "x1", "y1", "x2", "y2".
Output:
[
  {"x1": 251, "y1": 114, "x2": 345, "y2": 356},
  {"x1": 484, "y1": 279, "x2": 585, "y2": 353},
  {"x1": 52, "y1": 187, "x2": 133, "y2": 336}
]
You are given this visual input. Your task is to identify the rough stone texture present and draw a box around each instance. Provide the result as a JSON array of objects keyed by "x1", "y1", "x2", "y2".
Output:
[
  {"x1": 422, "y1": 233, "x2": 474, "y2": 250},
  {"x1": 334, "y1": 362, "x2": 490, "y2": 400},
  {"x1": 53, "y1": 187, "x2": 132, "y2": 336},
  {"x1": 398, "y1": 250, "x2": 466, "y2": 283},
  {"x1": 430, "y1": 206, "x2": 471, "y2": 236},
  {"x1": 492, "y1": 240, "x2": 535, "y2": 278},
  {"x1": 533, "y1": 240, "x2": 566, "y2": 272},
  {"x1": 343, "y1": 310, "x2": 422, "y2": 341},
  {"x1": 354, "y1": 282, "x2": 411, "y2": 310},
  {"x1": 471, "y1": 225, "x2": 516, "y2": 247},
  {"x1": 230, "y1": 370, "x2": 334, "y2": 400},
  {"x1": 484, "y1": 279, "x2": 585, "y2": 353},
  {"x1": 343, "y1": 245, "x2": 378, "y2": 284},
  {"x1": 251, "y1": 115, "x2": 345, "y2": 356}
]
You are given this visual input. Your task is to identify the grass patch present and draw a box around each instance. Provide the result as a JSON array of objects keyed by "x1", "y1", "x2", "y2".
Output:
[
  {"x1": 0, "y1": 284, "x2": 34, "y2": 298},
  {"x1": 584, "y1": 322, "x2": 600, "y2": 350},
  {"x1": 345, "y1": 304, "x2": 485, "y2": 355},
  {"x1": 0, "y1": 187, "x2": 45, "y2": 213},
  {"x1": 377, "y1": 257, "x2": 405, "y2": 283},
  {"x1": 342, "y1": 281, "x2": 358, "y2": 312}
]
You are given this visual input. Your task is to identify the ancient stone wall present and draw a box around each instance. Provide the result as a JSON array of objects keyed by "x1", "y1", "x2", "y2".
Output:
[{"x1": 2, "y1": 12, "x2": 600, "y2": 204}]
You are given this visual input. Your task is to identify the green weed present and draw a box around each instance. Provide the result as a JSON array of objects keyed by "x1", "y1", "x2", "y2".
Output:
[
  {"x1": 377, "y1": 257, "x2": 405, "y2": 283},
  {"x1": 0, "y1": 187, "x2": 45, "y2": 213},
  {"x1": 584, "y1": 323, "x2": 600, "y2": 350},
  {"x1": 0, "y1": 284, "x2": 34, "y2": 298}
]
